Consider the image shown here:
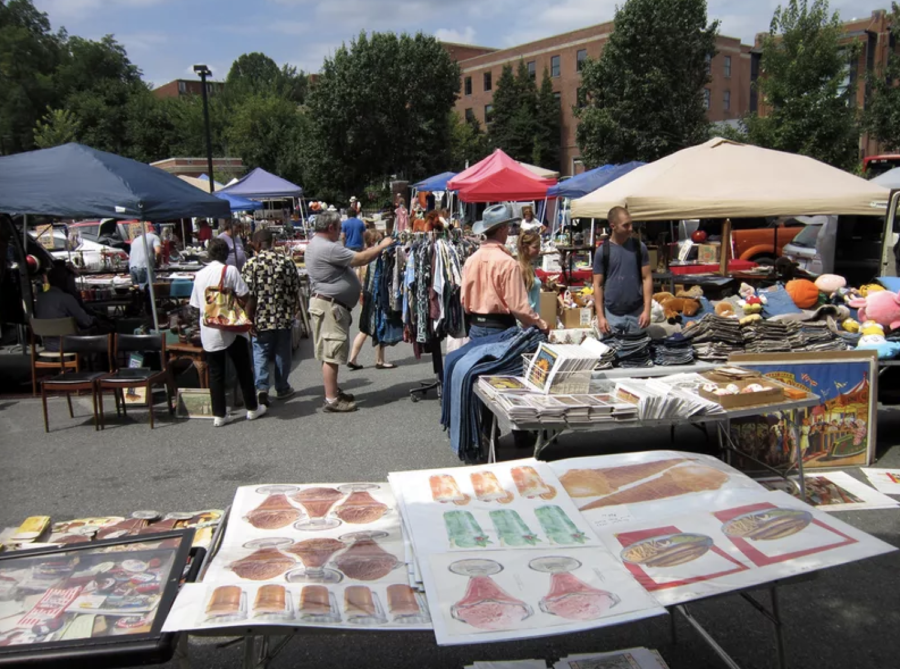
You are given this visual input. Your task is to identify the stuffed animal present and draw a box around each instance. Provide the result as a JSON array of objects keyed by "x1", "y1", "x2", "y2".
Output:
[
  {"x1": 660, "y1": 297, "x2": 701, "y2": 324},
  {"x1": 741, "y1": 295, "x2": 764, "y2": 315},
  {"x1": 860, "y1": 284, "x2": 886, "y2": 297},
  {"x1": 842, "y1": 318, "x2": 860, "y2": 333},
  {"x1": 676, "y1": 286, "x2": 704, "y2": 299},
  {"x1": 652, "y1": 292, "x2": 675, "y2": 304},
  {"x1": 814, "y1": 274, "x2": 847, "y2": 296},
  {"x1": 786, "y1": 279, "x2": 820, "y2": 309},
  {"x1": 715, "y1": 302, "x2": 736, "y2": 318},
  {"x1": 740, "y1": 314, "x2": 763, "y2": 326},
  {"x1": 860, "y1": 321, "x2": 885, "y2": 337},
  {"x1": 850, "y1": 292, "x2": 900, "y2": 332},
  {"x1": 650, "y1": 300, "x2": 666, "y2": 324},
  {"x1": 857, "y1": 333, "x2": 900, "y2": 359}
]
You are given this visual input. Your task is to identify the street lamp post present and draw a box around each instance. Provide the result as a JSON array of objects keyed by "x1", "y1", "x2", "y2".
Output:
[{"x1": 193, "y1": 64, "x2": 215, "y2": 194}]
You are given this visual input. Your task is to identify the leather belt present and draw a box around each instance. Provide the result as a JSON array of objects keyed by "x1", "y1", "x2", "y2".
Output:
[
  {"x1": 312, "y1": 294, "x2": 353, "y2": 312},
  {"x1": 468, "y1": 312, "x2": 516, "y2": 329}
]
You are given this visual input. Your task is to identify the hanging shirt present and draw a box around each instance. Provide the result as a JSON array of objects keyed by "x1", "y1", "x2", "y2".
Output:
[{"x1": 460, "y1": 239, "x2": 547, "y2": 330}]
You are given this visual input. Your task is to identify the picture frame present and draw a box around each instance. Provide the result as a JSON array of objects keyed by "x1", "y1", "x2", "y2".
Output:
[
  {"x1": 123, "y1": 386, "x2": 149, "y2": 407},
  {"x1": 726, "y1": 351, "x2": 878, "y2": 471},
  {"x1": 176, "y1": 388, "x2": 214, "y2": 419}
]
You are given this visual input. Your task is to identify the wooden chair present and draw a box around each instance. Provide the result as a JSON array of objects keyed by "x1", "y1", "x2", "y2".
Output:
[
  {"x1": 99, "y1": 333, "x2": 174, "y2": 430},
  {"x1": 30, "y1": 317, "x2": 79, "y2": 396},
  {"x1": 40, "y1": 334, "x2": 113, "y2": 433}
]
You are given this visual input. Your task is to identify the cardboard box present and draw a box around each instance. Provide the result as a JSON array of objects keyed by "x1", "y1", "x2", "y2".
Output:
[
  {"x1": 539, "y1": 292, "x2": 558, "y2": 330},
  {"x1": 699, "y1": 373, "x2": 784, "y2": 409},
  {"x1": 559, "y1": 307, "x2": 594, "y2": 329},
  {"x1": 698, "y1": 244, "x2": 720, "y2": 264}
]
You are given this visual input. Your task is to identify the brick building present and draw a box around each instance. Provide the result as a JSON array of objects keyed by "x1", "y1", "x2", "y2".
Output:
[
  {"x1": 152, "y1": 79, "x2": 226, "y2": 99},
  {"x1": 445, "y1": 23, "x2": 752, "y2": 177},
  {"x1": 753, "y1": 9, "x2": 898, "y2": 161}
]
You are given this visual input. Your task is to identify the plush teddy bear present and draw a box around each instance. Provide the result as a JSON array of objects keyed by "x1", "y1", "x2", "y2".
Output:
[
  {"x1": 660, "y1": 297, "x2": 701, "y2": 324},
  {"x1": 850, "y1": 292, "x2": 900, "y2": 333}
]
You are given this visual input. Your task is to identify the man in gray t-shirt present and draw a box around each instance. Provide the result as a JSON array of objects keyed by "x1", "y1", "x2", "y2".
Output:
[
  {"x1": 306, "y1": 211, "x2": 393, "y2": 413},
  {"x1": 592, "y1": 207, "x2": 652, "y2": 335}
]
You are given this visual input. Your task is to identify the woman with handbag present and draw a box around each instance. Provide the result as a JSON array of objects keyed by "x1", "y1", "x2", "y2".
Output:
[{"x1": 189, "y1": 238, "x2": 267, "y2": 427}]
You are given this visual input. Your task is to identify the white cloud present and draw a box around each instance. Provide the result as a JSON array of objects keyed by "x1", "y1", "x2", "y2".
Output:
[
  {"x1": 434, "y1": 26, "x2": 476, "y2": 44},
  {"x1": 116, "y1": 31, "x2": 167, "y2": 51},
  {"x1": 35, "y1": 0, "x2": 169, "y2": 20}
]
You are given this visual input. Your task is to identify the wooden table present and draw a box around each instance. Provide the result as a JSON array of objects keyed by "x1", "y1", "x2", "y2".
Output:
[{"x1": 167, "y1": 342, "x2": 208, "y2": 388}]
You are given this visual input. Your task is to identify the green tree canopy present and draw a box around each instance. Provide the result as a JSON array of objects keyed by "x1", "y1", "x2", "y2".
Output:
[
  {"x1": 303, "y1": 31, "x2": 460, "y2": 198},
  {"x1": 488, "y1": 61, "x2": 555, "y2": 164},
  {"x1": 448, "y1": 111, "x2": 491, "y2": 171},
  {"x1": 745, "y1": 0, "x2": 860, "y2": 171},
  {"x1": 576, "y1": 0, "x2": 718, "y2": 166},
  {"x1": 225, "y1": 52, "x2": 307, "y2": 104},
  {"x1": 33, "y1": 107, "x2": 78, "y2": 148},
  {"x1": 532, "y1": 68, "x2": 561, "y2": 169},
  {"x1": 865, "y1": 3, "x2": 900, "y2": 152}
]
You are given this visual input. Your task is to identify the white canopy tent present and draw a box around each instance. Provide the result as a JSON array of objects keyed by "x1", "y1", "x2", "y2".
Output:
[
  {"x1": 572, "y1": 138, "x2": 889, "y2": 220},
  {"x1": 519, "y1": 161, "x2": 560, "y2": 179}
]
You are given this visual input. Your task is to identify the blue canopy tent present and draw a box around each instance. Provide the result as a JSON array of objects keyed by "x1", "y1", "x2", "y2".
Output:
[
  {"x1": 217, "y1": 192, "x2": 262, "y2": 212},
  {"x1": 547, "y1": 161, "x2": 645, "y2": 199},
  {"x1": 219, "y1": 167, "x2": 303, "y2": 199},
  {"x1": 412, "y1": 171, "x2": 457, "y2": 192},
  {"x1": 0, "y1": 142, "x2": 232, "y2": 329}
]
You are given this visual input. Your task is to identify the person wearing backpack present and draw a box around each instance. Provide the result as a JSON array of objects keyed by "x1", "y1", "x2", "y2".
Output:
[{"x1": 592, "y1": 206, "x2": 652, "y2": 335}]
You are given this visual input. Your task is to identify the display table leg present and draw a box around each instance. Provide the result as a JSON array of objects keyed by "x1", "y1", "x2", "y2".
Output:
[
  {"x1": 174, "y1": 632, "x2": 192, "y2": 669},
  {"x1": 242, "y1": 635, "x2": 256, "y2": 669},
  {"x1": 674, "y1": 604, "x2": 743, "y2": 669},
  {"x1": 771, "y1": 586, "x2": 787, "y2": 669},
  {"x1": 489, "y1": 413, "x2": 499, "y2": 464}
]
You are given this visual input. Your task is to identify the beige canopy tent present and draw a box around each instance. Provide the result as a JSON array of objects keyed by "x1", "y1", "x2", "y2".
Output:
[
  {"x1": 178, "y1": 175, "x2": 221, "y2": 192},
  {"x1": 572, "y1": 138, "x2": 889, "y2": 220},
  {"x1": 519, "y1": 161, "x2": 560, "y2": 179}
]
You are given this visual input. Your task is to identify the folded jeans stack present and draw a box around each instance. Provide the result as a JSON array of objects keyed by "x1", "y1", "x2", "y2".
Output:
[
  {"x1": 605, "y1": 328, "x2": 652, "y2": 368},
  {"x1": 651, "y1": 333, "x2": 695, "y2": 366},
  {"x1": 682, "y1": 314, "x2": 745, "y2": 361}
]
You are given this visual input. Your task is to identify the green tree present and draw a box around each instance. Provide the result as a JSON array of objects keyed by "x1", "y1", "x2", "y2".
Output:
[
  {"x1": 865, "y1": 3, "x2": 900, "y2": 152},
  {"x1": 448, "y1": 111, "x2": 490, "y2": 171},
  {"x1": 0, "y1": 0, "x2": 65, "y2": 154},
  {"x1": 33, "y1": 107, "x2": 78, "y2": 147},
  {"x1": 303, "y1": 31, "x2": 459, "y2": 197},
  {"x1": 745, "y1": 0, "x2": 859, "y2": 171},
  {"x1": 532, "y1": 68, "x2": 561, "y2": 169},
  {"x1": 488, "y1": 61, "x2": 541, "y2": 161},
  {"x1": 576, "y1": 0, "x2": 718, "y2": 166}
]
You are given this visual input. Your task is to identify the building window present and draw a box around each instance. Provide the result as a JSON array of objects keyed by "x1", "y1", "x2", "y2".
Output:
[
  {"x1": 724, "y1": 55, "x2": 731, "y2": 79},
  {"x1": 484, "y1": 104, "x2": 494, "y2": 124},
  {"x1": 464, "y1": 76, "x2": 472, "y2": 95},
  {"x1": 178, "y1": 81, "x2": 186, "y2": 94},
  {"x1": 483, "y1": 71, "x2": 492, "y2": 92},
  {"x1": 527, "y1": 61, "x2": 536, "y2": 79},
  {"x1": 703, "y1": 88, "x2": 711, "y2": 110},
  {"x1": 705, "y1": 53, "x2": 711, "y2": 75},
  {"x1": 551, "y1": 55, "x2": 560, "y2": 77},
  {"x1": 553, "y1": 91, "x2": 561, "y2": 106},
  {"x1": 723, "y1": 90, "x2": 731, "y2": 111},
  {"x1": 576, "y1": 49, "x2": 587, "y2": 72},
  {"x1": 464, "y1": 108, "x2": 474, "y2": 122}
]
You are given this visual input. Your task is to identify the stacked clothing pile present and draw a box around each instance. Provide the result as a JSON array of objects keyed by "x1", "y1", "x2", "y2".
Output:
[
  {"x1": 742, "y1": 320, "x2": 793, "y2": 354},
  {"x1": 605, "y1": 329, "x2": 652, "y2": 368},
  {"x1": 650, "y1": 333, "x2": 695, "y2": 366},
  {"x1": 789, "y1": 321, "x2": 854, "y2": 352},
  {"x1": 682, "y1": 314, "x2": 744, "y2": 361}
]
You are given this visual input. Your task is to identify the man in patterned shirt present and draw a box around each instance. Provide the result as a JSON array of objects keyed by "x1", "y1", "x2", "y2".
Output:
[{"x1": 243, "y1": 229, "x2": 301, "y2": 406}]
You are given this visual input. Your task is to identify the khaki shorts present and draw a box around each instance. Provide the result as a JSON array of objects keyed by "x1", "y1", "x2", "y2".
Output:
[{"x1": 309, "y1": 297, "x2": 352, "y2": 364}]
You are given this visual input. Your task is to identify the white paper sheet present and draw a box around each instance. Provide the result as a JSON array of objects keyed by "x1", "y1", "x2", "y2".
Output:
[
  {"x1": 860, "y1": 468, "x2": 900, "y2": 495},
  {"x1": 548, "y1": 451, "x2": 766, "y2": 530},
  {"x1": 556, "y1": 646, "x2": 670, "y2": 669},
  {"x1": 422, "y1": 547, "x2": 665, "y2": 645},
  {"x1": 758, "y1": 472, "x2": 900, "y2": 511}
]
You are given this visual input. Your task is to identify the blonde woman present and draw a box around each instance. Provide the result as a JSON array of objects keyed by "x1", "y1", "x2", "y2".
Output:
[{"x1": 517, "y1": 230, "x2": 543, "y2": 312}]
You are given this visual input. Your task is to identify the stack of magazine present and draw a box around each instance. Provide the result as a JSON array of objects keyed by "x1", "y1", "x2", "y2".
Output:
[
  {"x1": 613, "y1": 377, "x2": 724, "y2": 421},
  {"x1": 524, "y1": 343, "x2": 603, "y2": 395}
]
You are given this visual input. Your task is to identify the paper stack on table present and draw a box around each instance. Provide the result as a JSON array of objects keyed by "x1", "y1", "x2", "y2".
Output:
[
  {"x1": 613, "y1": 378, "x2": 723, "y2": 421},
  {"x1": 497, "y1": 393, "x2": 539, "y2": 423},
  {"x1": 554, "y1": 647, "x2": 670, "y2": 668},
  {"x1": 524, "y1": 394, "x2": 567, "y2": 423},
  {"x1": 466, "y1": 661, "x2": 548, "y2": 669},
  {"x1": 479, "y1": 376, "x2": 530, "y2": 401},
  {"x1": 525, "y1": 343, "x2": 601, "y2": 394}
]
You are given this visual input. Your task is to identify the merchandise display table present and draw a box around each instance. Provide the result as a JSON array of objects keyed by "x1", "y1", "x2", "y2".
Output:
[{"x1": 473, "y1": 385, "x2": 821, "y2": 498}]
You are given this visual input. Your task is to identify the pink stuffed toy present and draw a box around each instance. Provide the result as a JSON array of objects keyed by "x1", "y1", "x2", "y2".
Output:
[{"x1": 851, "y1": 291, "x2": 900, "y2": 332}]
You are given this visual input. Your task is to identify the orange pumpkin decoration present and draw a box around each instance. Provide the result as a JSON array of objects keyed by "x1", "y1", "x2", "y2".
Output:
[{"x1": 786, "y1": 279, "x2": 819, "y2": 309}]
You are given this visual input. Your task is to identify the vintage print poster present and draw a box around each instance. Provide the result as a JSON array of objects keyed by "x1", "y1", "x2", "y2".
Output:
[
  {"x1": 727, "y1": 354, "x2": 877, "y2": 470},
  {"x1": 860, "y1": 468, "x2": 900, "y2": 495},
  {"x1": 423, "y1": 547, "x2": 665, "y2": 645},
  {"x1": 389, "y1": 459, "x2": 601, "y2": 558},
  {"x1": 548, "y1": 451, "x2": 766, "y2": 529},
  {"x1": 758, "y1": 472, "x2": 899, "y2": 512}
]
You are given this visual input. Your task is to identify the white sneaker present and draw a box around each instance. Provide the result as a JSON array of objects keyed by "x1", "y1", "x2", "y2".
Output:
[
  {"x1": 213, "y1": 414, "x2": 235, "y2": 428},
  {"x1": 247, "y1": 404, "x2": 268, "y2": 421}
]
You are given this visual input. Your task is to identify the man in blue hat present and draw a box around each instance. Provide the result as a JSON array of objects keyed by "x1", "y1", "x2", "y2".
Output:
[{"x1": 461, "y1": 203, "x2": 549, "y2": 339}]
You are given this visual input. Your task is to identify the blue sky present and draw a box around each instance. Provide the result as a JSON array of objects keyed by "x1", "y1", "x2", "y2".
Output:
[{"x1": 33, "y1": 0, "x2": 883, "y2": 87}]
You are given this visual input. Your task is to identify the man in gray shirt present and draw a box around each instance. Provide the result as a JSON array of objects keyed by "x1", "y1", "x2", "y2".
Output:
[
  {"x1": 592, "y1": 206, "x2": 652, "y2": 334},
  {"x1": 306, "y1": 210, "x2": 393, "y2": 412}
]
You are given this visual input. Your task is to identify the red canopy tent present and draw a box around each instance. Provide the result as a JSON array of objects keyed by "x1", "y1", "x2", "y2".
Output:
[{"x1": 448, "y1": 149, "x2": 556, "y2": 202}]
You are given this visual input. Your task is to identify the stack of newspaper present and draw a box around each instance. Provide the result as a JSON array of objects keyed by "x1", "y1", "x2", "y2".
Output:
[
  {"x1": 614, "y1": 377, "x2": 724, "y2": 421},
  {"x1": 554, "y1": 647, "x2": 670, "y2": 669},
  {"x1": 524, "y1": 343, "x2": 603, "y2": 394}
]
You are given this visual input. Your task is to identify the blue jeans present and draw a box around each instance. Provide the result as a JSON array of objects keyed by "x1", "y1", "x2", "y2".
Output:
[
  {"x1": 252, "y1": 328, "x2": 293, "y2": 394},
  {"x1": 130, "y1": 267, "x2": 149, "y2": 287},
  {"x1": 604, "y1": 307, "x2": 643, "y2": 335},
  {"x1": 468, "y1": 324, "x2": 516, "y2": 340}
]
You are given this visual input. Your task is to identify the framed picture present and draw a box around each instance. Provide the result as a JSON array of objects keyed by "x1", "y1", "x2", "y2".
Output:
[
  {"x1": 123, "y1": 386, "x2": 149, "y2": 407},
  {"x1": 176, "y1": 388, "x2": 214, "y2": 419},
  {"x1": 727, "y1": 351, "x2": 878, "y2": 471}
]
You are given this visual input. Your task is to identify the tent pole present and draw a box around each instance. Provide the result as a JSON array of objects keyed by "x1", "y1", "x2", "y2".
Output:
[
  {"x1": 23, "y1": 213, "x2": 28, "y2": 249},
  {"x1": 140, "y1": 220, "x2": 161, "y2": 332}
]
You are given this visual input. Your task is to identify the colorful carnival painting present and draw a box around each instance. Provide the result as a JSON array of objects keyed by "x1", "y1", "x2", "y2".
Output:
[{"x1": 728, "y1": 353, "x2": 877, "y2": 470}]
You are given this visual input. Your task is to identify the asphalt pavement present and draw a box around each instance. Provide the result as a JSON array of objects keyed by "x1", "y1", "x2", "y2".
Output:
[{"x1": 1, "y1": 331, "x2": 899, "y2": 669}]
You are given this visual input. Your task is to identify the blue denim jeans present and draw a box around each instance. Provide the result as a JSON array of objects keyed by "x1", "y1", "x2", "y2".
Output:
[
  {"x1": 468, "y1": 324, "x2": 516, "y2": 340},
  {"x1": 130, "y1": 267, "x2": 149, "y2": 287},
  {"x1": 252, "y1": 328, "x2": 293, "y2": 394},
  {"x1": 604, "y1": 307, "x2": 644, "y2": 335}
]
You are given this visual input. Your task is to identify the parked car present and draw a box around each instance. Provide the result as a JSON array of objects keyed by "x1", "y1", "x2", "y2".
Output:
[
  {"x1": 70, "y1": 219, "x2": 137, "y2": 251},
  {"x1": 30, "y1": 228, "x2": 129, "y2": 272},
  {"x1": 781, "y1": 216, "x2": 837, "y2": 275},
  {"x1": 782, "y1": 215, "x2": 885, "y2": 285},
  {"x1": 730, "y1": 218, "x2": 806, "y2": 265}
]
